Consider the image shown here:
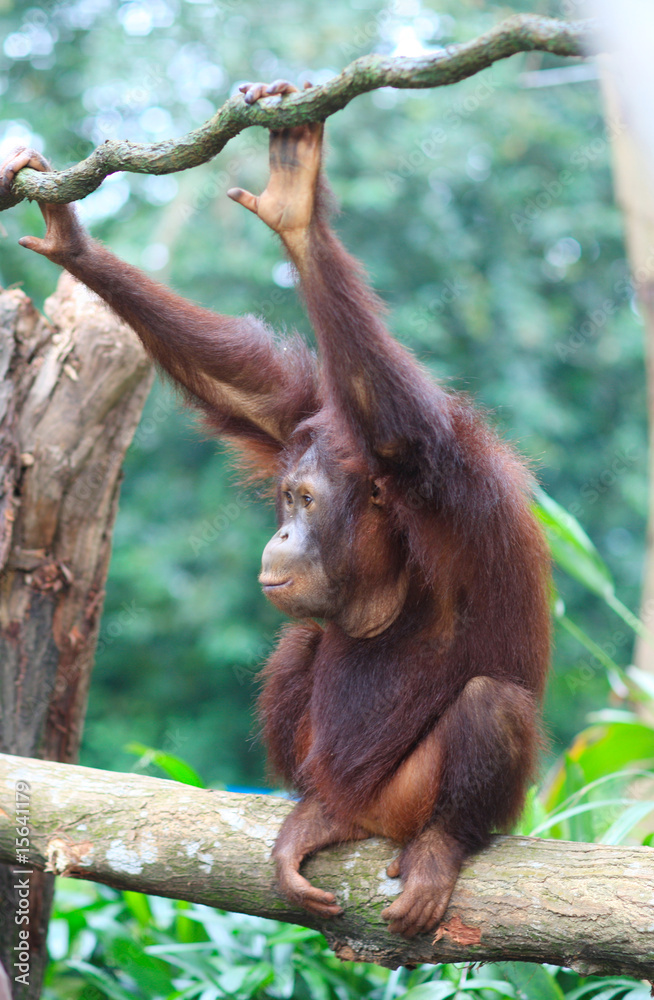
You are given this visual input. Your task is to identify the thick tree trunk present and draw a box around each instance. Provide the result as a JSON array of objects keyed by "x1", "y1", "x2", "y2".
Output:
[
  {"x1": 0, "y1": 752, "x2": 652, "y2": 980},
  {"x1": 0, "y1": 276, "x2": 152, "y2": 999}
]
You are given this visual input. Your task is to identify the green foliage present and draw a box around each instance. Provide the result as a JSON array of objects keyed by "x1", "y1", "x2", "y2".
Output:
[
  {"x1": 44, "y1": 884, "x2": 651, "y2": 1000},
  {"x1": 516, "y1": 497, "x2": 654, "y2": 846},
  {"x1": 532, "y1": 712, "x2": 654, "y2": 844}
]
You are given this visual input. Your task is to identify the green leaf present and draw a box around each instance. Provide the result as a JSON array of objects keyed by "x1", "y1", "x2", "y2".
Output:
[
  {"x1": 266, "y1": 926, "x2": 324, "y2": 945},
  {"x1": 514, "y1": 785, "x2": 548, "y2": 835},
  {"x1": 542, "y1": 752, "x2": 588, "y2": 835},
  {"x1": 486, "y1": 963, "x2": 565, "y2": 1000},
  {"x1": 604, "y1": 594, "x2": 654, "y2": 643},
  {"x1": 400, "y1": 984, "x2": 459, "y2": 1000},
  {"x1": 534, "y1": 493, "x2": 653, "y2": 643},
  {"x1": 568, "y1": 723, "x2": 654, "y2": 785},
  {"x1": 533, "y1": 490, "x2": 613, "y2": 600},
  {"x1": 530, "y1": 798, "x2": 633, "y2": 838},
  {"x1": 298, "y1": 966, "x2": 331, "y2": 1000},
  {"x1": 125, "y1": 742, "x2": 206, "y2": 787},
  {"x1": 566, "y1": 981, "x2": 650, "y2": 1000},
  {"x1": 465, "y1": 978, "x2": 517, "y2": 997},
  {"x1": 236, "y1": 961, "x2": 276, "y2": 997},
  {"x1": 110, "y1": 935, "x2": 176, "y2": 996},
  {"x1": 122, "y1": 890, "x2": 152, "y2": 927},
  {"x1": 557, "y1": 614, "x2": 622, "y2": 673},
  {"x1": 600, "y1": 801, "x2": 654, "y2": 845},
  {"x1": 66, "y1": 960, "x2": 141, "y2": 1000}
]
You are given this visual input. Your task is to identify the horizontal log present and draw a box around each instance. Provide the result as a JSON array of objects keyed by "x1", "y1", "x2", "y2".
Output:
[{"x1": 0, "y1": 752, "x2": 652, "y2": 976}]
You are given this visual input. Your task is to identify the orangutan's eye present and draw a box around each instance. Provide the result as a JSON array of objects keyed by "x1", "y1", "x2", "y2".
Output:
[
  {"x1": 283, "y1": 490, "x2": 293, "y2": 506},
  {"x1": 302, "y1": 494, "x2": 313, "y2": 508}
]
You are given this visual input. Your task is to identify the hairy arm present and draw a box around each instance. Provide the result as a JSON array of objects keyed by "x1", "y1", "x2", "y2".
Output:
[
  {"x1": 2, "y1": 148, "x2": 318, "y2": 461},
  {"x1": 229, "y1": 85, "x2": 455, "y2": 472},
  {"x1": 290, "y1": 210, "x2": 455, "y2": 468}
]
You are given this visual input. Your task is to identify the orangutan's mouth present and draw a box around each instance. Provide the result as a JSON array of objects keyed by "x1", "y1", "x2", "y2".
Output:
[{"x1": 260, "y1": 577, "x2": 292, "y2": 590}]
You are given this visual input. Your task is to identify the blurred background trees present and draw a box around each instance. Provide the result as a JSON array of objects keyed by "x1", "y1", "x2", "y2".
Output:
[{"x1": 0, "y1": 0, "x2": 644, "y2": 789}]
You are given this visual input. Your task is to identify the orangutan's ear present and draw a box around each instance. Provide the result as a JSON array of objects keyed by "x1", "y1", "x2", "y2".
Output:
[{"x1": 370, "y1": 477, "x2": 386, "y2": 506}]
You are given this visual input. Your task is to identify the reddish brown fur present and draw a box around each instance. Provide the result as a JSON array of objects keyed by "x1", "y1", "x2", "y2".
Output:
[
  {"x1": 2, "y1": 131, "x2": 550, "y2": 937},
  {"x1": 255, "y1": 199, "x2": 551, "y2": 846}
]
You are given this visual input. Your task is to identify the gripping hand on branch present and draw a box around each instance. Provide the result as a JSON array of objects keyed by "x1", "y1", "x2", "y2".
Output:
[
  {"x1": 228, "y1": 81, "x2": 323, "y2": 259},
  {"x1": 0, "y1": 148, "x2": 87, "y2": 264}
]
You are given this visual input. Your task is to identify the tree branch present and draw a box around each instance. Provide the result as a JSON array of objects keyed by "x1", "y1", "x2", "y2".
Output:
[
  {"x1": 0, "y1": 14, "x2": 596, "y2": 211},
  {"x1": 0, "y1": 752, "x2": 652, "y2": 978}
]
